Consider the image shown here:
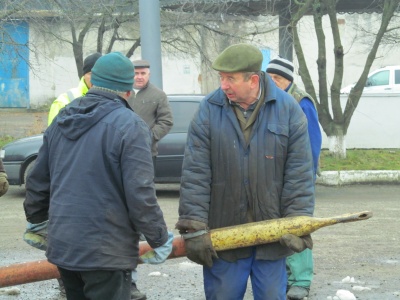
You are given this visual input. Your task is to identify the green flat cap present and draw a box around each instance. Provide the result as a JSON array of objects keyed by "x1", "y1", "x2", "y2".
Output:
[{"x1": 212, "y1": 43, "x2": 263, "y2": 73}]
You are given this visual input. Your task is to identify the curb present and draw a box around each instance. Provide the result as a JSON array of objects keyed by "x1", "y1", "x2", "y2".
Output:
[{"x1": 316, "y1": 170, "x2": 400, "y2": 186}]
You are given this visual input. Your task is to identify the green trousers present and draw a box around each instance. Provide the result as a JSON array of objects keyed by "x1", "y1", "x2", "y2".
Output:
[{"x1": 286, "y1": 248, "x2": 314, "y2": 288}]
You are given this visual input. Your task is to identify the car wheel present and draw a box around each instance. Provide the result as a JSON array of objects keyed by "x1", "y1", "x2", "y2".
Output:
[{"x1": 24, "y1": 159, "x2": 37, "y2": 188}]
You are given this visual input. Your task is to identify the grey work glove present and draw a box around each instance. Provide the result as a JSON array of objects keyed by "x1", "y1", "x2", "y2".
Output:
[
  {"x1": 280, "y1": 234, "x2": 313, "y2": 253},
  {"x1": 0, "y1": 172, "x2": 9, "y2": 197},
  {"x1": 23, "y1": 220, "x2": 48, "y2": 251},
  {"x1": 176, "y1": 219, "x2": 218, "y2": 268},
  {"x1": 140, "y1": 231, "x2": 174, "y2": 264}
]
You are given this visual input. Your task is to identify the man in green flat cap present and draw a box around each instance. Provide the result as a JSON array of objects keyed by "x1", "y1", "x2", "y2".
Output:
[{"x1": 176, "y1": 43, "x2": 315, "y2": 299}]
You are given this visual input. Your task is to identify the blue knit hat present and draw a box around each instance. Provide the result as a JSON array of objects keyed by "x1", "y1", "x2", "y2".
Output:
[{"x1": 91, "y1": 52, "x2": 134, "y2": 91}]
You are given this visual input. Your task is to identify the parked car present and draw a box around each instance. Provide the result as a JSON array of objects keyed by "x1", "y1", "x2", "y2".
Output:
[
  {"x1": 340, "y1": 65, "x2": 400, "y2": 94},
  {"x1": 0, "y1": 94, "x2": 203, "y2": 186}
]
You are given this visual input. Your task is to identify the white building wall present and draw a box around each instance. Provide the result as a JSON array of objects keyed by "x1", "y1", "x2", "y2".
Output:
[
  {"x1": 321, "y1": 94, "x2": 400, "y2": 149},
  {"x1": 161, "y1": 57, "x2": 202, "y2": 94}
]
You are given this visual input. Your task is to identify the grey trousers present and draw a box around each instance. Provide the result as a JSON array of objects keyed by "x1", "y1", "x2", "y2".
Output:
[{"x1": 58, "y1": 267, "x2": 131, "y2": 300}]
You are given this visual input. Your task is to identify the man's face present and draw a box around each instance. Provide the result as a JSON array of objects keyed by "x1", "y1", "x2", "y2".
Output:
[
  {"x1": 268, "y1": 73, "x2": 291, "y2": 90},
  {"x1": 218, "y1": 72, "x2": 257, "y2": 104},
  {"x1": 134, "y1": 67, "x2": 150, "y2": 89},
  {"x1": 84, "y1": 72, "x2": 93, "y2": 88}
]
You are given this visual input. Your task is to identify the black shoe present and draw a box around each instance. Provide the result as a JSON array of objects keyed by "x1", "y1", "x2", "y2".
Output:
[
  {"x1": 287, "y1": 286, "x2": 309, "y2": 300},
  {"x1": 131, "y1": 282, "x2": 147, "y2": 300},
  {"x1": 57, "y1": 278, "x2": 66, "y2": 296}
]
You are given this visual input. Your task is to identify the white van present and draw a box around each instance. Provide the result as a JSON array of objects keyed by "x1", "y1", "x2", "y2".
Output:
[{"x1": 341, "y1": 65, "x2": 400, "y2": 94}]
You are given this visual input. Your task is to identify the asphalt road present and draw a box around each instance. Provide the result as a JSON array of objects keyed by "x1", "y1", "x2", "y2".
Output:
[{"x1": 1, "y1": 184, "x2": 399, "y2": 300}]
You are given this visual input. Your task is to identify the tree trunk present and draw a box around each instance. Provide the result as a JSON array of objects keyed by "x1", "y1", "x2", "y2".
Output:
[{"x1": 328, "y1": 133, "x2": 346, "y2": 159}]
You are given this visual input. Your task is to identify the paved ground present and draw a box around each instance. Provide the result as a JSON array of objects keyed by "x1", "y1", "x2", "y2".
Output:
[
  {"x1": 1, "y1": 110, "x2": 399, "y2": 299},
  {"x1": 0, "y1": 184, "x2": 399, "y2": 300}
]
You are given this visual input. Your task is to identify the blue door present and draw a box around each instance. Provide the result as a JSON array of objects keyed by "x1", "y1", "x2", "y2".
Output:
[
  {"x1": 0, "y1": 21, "x2": 29, "y2": 108},
  {"x1": 261, "y1": 48, "x2": 271, "y2": 73}
]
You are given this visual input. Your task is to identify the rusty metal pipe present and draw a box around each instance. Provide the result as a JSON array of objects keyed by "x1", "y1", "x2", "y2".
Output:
[
  {"x1": 0, "y1": 236, "x2": 186, "y2": 288},
  {"x1": 0, "y1": 211, "x2": 372, "y2": 288}
]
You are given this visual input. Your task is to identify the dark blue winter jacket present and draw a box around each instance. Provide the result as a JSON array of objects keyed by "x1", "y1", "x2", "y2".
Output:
[
  {"x1": 24, "y1": 89, "x2": 168, "y2": 271},
  {"x1": 179, "y1": 74, "x2": 315, "y2": 262}
]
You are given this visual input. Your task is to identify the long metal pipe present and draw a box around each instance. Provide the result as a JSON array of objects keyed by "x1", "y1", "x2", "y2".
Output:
[
  {"x1": 0, "y1": 236, "x2": 186, "y2": 288},
  {"x1": 0, "y1": 211, "x2": 372, "y2": 288}
]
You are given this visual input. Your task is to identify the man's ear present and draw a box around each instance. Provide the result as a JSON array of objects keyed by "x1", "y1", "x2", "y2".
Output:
[{"x1": 250, "y1": 74, "x2": 260, "y2": 88}]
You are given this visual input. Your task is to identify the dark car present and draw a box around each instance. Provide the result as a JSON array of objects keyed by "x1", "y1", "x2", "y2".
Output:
[{"x1": 0, "y1": 94, "x2": 203, "y2": 186}]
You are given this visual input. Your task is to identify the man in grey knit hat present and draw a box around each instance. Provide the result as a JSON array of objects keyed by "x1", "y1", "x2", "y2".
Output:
[{"x1": 267, "y1": 56, "x2": 322, "y2": 300}]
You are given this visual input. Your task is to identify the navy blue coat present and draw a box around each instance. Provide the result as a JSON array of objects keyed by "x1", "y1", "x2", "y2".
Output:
[
  {"x1": 179, "y1": 74, "x2": 315, "y2": 261},
  {"x1": 24, "y1": 89, "x2": 168, "y2": 271}
]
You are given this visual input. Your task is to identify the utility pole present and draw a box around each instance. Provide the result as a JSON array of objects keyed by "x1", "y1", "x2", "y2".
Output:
[{"x1": 138, "y1": 0, "x2": 163, "y2": 89}]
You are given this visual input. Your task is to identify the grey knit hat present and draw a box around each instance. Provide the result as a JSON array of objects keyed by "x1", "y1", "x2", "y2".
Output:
[
  {"x1": 266, "y1": 56, "x2": 294, "y2": 82},
  {"x1": 91, "y1": 52, "x2": 134, "y2": 91}
]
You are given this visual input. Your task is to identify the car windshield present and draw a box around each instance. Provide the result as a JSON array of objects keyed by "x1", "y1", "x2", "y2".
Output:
[
  {"x1": 367, "y1": 70, "x2": 389, "y2": 87},
  {"x1": 169, "y1": 101, "x2": 199, "y2": 133}
]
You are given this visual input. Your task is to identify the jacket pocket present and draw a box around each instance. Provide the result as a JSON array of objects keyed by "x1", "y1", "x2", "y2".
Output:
[
  {"x1": 265, "y1": 124, "x2": 289, "y2": 158},
  {"x1": 264, "y1": 124, "x2": 289, "y2": 183}
]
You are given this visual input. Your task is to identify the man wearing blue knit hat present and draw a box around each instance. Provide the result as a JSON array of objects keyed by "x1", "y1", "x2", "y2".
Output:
[{"x1": 23, "y1": 52, "x2": 173, "y2": 300}]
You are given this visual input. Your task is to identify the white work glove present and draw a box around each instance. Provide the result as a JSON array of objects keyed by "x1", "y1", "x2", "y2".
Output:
[
  {"x1": 139, "y1": 231, "x2": 174, "y2": 264},
  {"x1": 23, "y1": 220, "x2": 48, "y2": 251}
]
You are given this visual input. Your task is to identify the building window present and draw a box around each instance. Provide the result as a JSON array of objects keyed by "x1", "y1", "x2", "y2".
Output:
[{"x1": 183, "y1": 65, "x2": 190, "y2": 74}]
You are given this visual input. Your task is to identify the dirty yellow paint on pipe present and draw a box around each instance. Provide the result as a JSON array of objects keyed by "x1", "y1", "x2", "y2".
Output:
[{"x1": 210, "y1": 211, "x2": 372, "y2": 251}]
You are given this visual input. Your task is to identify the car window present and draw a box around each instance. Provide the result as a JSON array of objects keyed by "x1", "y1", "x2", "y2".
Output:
[
  {"x1": 395, "y1": 70, "x2": 400, "y2": 85},
  {"x1": 169, "y1": 101, "x2": 199, "y2": 133},
  {"x1": 367, "y1": 70, "x2": 389, "y2": 87}
]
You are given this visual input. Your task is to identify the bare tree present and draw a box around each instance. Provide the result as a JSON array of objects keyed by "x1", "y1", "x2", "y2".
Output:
[
  {"x1": 31, "y1": 0, "x2": 140, "y2": 78},
  {"x1": 7, "y1": 0, "x2": 278, "y2": 82},
  {"x1": 288, "y1": 0, "x2": 400, "y2": 158}
]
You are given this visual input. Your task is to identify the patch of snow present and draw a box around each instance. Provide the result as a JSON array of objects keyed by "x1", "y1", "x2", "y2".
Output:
[
  {"x1": 336, "y1": 289, "x2": 356, "y2": 300},
  {"x1": 179, "y1": 261, "x2": 202, "y2": 269},
  {"x1": 148, "y1": 271, "x2": 162, "y2": 276},
  {"x1": 352, "y1": 285, "x2": 371, "y2": 291},
  {"x1": 341, "y1": 276, "x2": 355, "y2": 283},
  {"x1": 384, "y1": 259, "x2": 399, "y2": 264}
]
